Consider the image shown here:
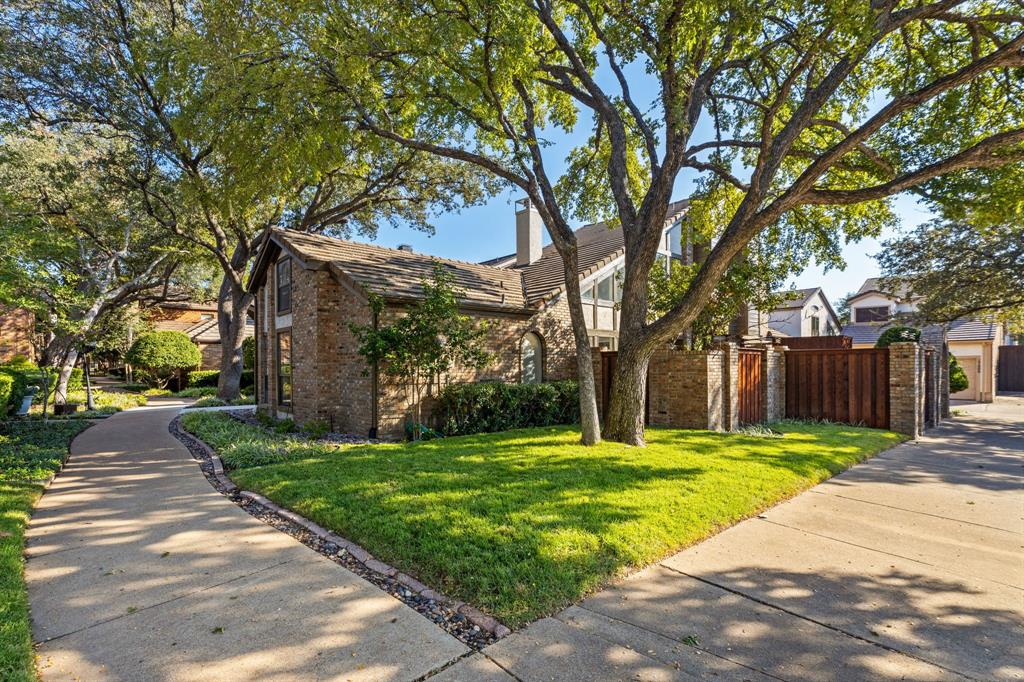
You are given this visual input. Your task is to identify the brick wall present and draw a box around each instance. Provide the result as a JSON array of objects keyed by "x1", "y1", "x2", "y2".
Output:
[
  {"x1": 0, "y1": 307, "x2": 35, "y2": 363},
  {"x1": 889, "y1": 341, "x2": 924, "y2": 438},
  {"x1": 763, "y1": 346, "x2": 786, "y2": 422},
  {"x1": 198, "y1": 343, "x2": 222, "y2": 370}
]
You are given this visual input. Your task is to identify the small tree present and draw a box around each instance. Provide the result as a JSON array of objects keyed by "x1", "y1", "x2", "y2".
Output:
[
  {"x1": 949, "y1": 355, "x2": 969, "y2": 395},
  {"x1": 351, "y1": 263, "x2": 492, "y2": 437},
  {"x1": 242, "y1": 336, "x2": 256, "y2": 370},
  {"x1": 126, "y1": 331, "x2": 201, "y2": 388},
  {"x1": 875, "y1": 326, "x2": 921, "y2": 349}
]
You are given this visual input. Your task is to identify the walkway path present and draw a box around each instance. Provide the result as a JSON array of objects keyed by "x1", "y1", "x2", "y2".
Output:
[
  {"x1": 26, "y1": 401, "x2": 467, "y2": 681},
  {"x1": 449, "y1": 397, "x2": 1024, "y2": 681}
]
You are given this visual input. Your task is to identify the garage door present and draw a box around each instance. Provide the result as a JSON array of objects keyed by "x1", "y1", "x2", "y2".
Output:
[{"x1": 952, "y1": 356, "x2": 979, "y2": 401}]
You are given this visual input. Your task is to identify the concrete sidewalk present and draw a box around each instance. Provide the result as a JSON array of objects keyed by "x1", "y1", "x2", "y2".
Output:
[
  {"x1": 454, "y1": 397, "x2": 1024, "y2": 681},
  {"x1": 27, "y1": 401, "x2": 467, "y2": 681}
]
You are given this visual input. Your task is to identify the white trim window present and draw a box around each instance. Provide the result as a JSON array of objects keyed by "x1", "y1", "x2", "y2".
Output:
[{"x1": 520, "y1": 332, "x2": 544, "y2": 384}]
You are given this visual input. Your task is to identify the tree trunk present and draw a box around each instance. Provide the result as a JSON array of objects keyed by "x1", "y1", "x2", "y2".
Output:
[
  {"x1": 216, "y1": 276, "x2": 254, "y2": 401},
  {"x1": 602, "y1": 339, "x2": 653, "y2": 446},
  {"x1": 558, "y1": 248, "x2": 601, "y2": 445},
  {"x1": 54, "y1": 348, "x2": 80, "y2": 406}
]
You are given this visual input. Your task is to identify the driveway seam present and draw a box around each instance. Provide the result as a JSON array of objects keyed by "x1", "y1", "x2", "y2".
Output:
[
  {"x1": 564, "y1": 605, "x2": 788, "y2": 681},
  {"x1": 657, "y1": 563, "x2": 976, "y2": 681},
  {"x1": 36, "y1": 558, "x2": 298, "y2": 645},
  {"x1": 756, "y1": 518, "x2": 1023, "y2": 591},
  {"x1": 808, "y1": 489, "x2": 1023, "y2": 533}
]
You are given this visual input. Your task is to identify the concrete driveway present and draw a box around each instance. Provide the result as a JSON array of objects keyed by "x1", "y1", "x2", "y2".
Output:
[
  {"x1": 26, "y1": 401, "x2": 468, "y2": 681},
  {"x1": 447, "y1": 397, "x2": 1024, "y2": 681}
]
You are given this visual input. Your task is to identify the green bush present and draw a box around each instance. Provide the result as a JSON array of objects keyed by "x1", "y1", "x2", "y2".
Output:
[
  {"x1": 175, "y1": 386, "x2": 218, "y2": 398},
  {"x1": 304, "y1": 418, "x2": 330, "y2": 439},
  {"x1": 186, "y1": 369, "x2": 254, "y2": 389},
  {"x1": 180, "y1": 411, "x2": 322, "y2": 469},
  {"x1": 67, "y1": 367, "x2": 84, "y2": 392},
  {"x1": 143, "y1": 388, "x2": 172, "y2": 397},
  {"x1": 949, "y1": 354, "x2": 969, "y2": 394},
  {"x1": 126, "y1": 331, "x2": 201, "y2": 386},
  {"x1": 191, "y1": 397, "x2": 227, "y2": 408},
  {"x1": 242, "y1": 336, "x2": 256, "y2": 369},
  {"x1": 436, "y1": 380, "x2": 580, "y2": 436},
  {"x1": 0, "y1": 373, "x2": 13, "y2": 418},
  {"x1": 875, "y1": 326, "x2": 921, "y2": 348}
]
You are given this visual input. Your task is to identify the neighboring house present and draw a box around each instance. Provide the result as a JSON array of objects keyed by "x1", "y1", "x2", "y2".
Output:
[
  {"x1": 842, "y1": 277, "x2": 1003, "y2": 402},
  {"x1": 766, "y1": 287, "x2": 840, "y2": 338},
  {"x1": 249, "y1": 200, "x2": 690, "y2": 436},
  {"x1": 147, "y1": 302, "x2": 254, "y2": 370},
  {"x1": 0, "y1": 306, "x2": 36, "y2": 363}
]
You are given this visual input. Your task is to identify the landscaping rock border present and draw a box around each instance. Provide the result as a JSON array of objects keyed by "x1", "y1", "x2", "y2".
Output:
[{"x1": 168, "y1": 415, "x2": 510, "y2": 648}]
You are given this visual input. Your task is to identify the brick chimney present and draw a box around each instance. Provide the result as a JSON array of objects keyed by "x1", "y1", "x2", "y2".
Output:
[{"x1": 515, "y1": 198, "x2": 543, "y2": 266}]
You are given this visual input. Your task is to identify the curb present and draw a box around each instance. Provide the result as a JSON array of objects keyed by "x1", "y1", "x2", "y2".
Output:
[{"x1": 170, "y1": 416, "x2": 511, "y2": 641}]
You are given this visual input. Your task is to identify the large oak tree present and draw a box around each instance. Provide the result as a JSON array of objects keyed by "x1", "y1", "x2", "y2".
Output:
[{"x1": 271, "y1": 0, "x2": 1024, "y2": 444}]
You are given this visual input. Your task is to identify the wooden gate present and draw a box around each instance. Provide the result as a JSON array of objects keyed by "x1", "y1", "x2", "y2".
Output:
[
  {"x1": 785, "y1": 348, "x2": 890, "y2": 429},
  {"x1": 737, "y1": 349, "x2": 763, "y2": 425},
  {"x1": 998, "y1": 346, "x2": 1024, "y2": 391}
]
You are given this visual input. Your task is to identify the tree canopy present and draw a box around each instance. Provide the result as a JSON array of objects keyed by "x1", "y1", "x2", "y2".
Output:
[{"x1": 268, "y1": 0, "x2": 1024, "y2": 444}]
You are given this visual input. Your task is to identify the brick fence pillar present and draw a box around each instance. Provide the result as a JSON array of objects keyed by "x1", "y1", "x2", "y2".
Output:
[
  {"x1": 714, "y1": 342, "x2": 740, "y2": 431},
  {"x1": 592, "y1": 352, "x2": 604, "y2": 423},
  {"x1": 763, "y1": 346, "x2": 787, "y2": 422},
  {"x1": 889, "y1": 342, "x2": 924, "y2": 438}
]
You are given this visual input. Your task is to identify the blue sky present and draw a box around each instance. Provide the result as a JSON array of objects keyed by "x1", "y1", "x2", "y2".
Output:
[{"x1": 358, "y1": 60, "x2": 935, "y2": 309}]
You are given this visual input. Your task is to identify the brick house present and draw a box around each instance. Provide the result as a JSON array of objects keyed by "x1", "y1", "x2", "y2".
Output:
[
  {"x1": 249, "y1": 200, "x2": 689, "y2": 437},
  {"x1": 0, "y1": 305, "x2": 36, "y2": 363},
  {"x1": 147, "y1": 302, "x2": 254, "y2": 370}
]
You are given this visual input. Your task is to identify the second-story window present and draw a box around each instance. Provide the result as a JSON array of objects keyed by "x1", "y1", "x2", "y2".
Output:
[
  {"x1": 276, "y1": 258, "x2": 292, "y2": 313},
  {"x1": 811, "y1": 316, "x2": 821, "y2": 336},
  {"x1": 854, "y1": 306, "x2": 889, "y2": 323}
]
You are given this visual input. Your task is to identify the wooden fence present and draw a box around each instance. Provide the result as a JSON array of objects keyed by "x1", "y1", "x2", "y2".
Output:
[
  {"x1": 998, "y1": 346, "x2": 1024, "y2": 392},
  {"x1": 778, "y1": 335, "x2": 852, "y2": 350},
  {"x1": 737, "y1": 349, "x2": 763, "y2": 425},
  {"x1": 598, "y1": 351, "x2": 649, "y2": 424},
  {"x1": 785, "y1": 348, "x2": 890, "y2": 429}
]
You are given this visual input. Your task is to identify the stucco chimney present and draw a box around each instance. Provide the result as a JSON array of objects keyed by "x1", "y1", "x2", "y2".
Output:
[{"x1": 515, "y1": 197, "x2": 543, "y2": 266}]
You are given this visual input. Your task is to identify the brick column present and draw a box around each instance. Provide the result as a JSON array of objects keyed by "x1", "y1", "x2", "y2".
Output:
[
  {"x1": 763, "y1": 346, "x2": 787, "y2": 422},
  {"x1": 592, "y1": 352, "x2": 605, "y2": 424},
  {"x1": 714, "y1": 342, "x2": 740, "y2": 431},
  {"x1": 921, "y1": 326, "x2": 950, "y2": 420},
  {"x1": 889, "y1": 342, "x2": 924, "y2": 438}
]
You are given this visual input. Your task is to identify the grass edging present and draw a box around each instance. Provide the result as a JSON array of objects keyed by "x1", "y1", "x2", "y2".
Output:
[
  {"x1": 168, "y1": 415, "x2": 512, "y2": 641},
  {"x1": 1, "y1": 420, "x2": 92, "y2": 682}
]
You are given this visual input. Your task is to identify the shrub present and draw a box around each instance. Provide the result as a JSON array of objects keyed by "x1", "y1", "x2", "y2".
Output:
[
  {"x1": 0, "y1": 372, "x2": 13, "y2": 418},
  {"x1": 67, "y1": 367, "x2": 84, "y2": 392},
  {"x1": 949, "y1": 354, "x2": 969, "y2": 394},
  {"x1": 142, "y1": 388, "x2": 172, "y2": 397},
  {"x1": 274, "y1": 418, "x2": 298, "y2": 434},
  {"x1": 126, "y1": 331, "x2": 201, "y2": 387},
  {"x1": 175, "y1": 386, "x2": 218, "y2": 398},
  {"x1": 186, "y1": 369, "x2": 254, "y2": 389},
  {"x1": 191, "y1": 397, "x2": 227, "y2": 408},
  {"x1": 304, "y1": 418, "x2": 331, "y2": 439},
  {"x1": 436, "y1": 380, "x2": 580, "y2": 436},
  {"x1": 242, "y1": 336, "x2": 256, "y2": 369},
  {"x1": 875, "y1": 326, "x2": 921, "y2": 348}
]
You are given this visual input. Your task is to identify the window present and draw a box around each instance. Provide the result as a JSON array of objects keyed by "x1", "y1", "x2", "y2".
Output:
[
  {"x1": 200, "y1": 313, "x2": 213, "y2": 321},
  {"x1": 520, "y1": 332, "x2": 544, "y2": 384},
  {"x1": 614, "y1": 266, "x2": 624, "y2": 303},
  {"x1": 854, "y1": 306, "x2": 889, "y2": 323},
  {"x1": 596, "y1": 274, "x2": 614, "y2": 304},
  {"x1": 810, "y1": 316, "x2": 821, "y2": 336},
  {"x1": 277, "y1": 331, "x2": 292, "y2": 406},
  {"x1": 595, "y1": 336, "x2": 615, "y2": 350},
  {"x1": 276, "y1": 258, "x2": 292, "y2": 313},
  {"x1": 581, "y1": 284, "x2": 594, "y2": 302}
]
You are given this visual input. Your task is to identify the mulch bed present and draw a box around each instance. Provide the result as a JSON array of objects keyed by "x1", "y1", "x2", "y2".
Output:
[{"x1": 168, "y1": 415, "x2": 498, "y2": 650}]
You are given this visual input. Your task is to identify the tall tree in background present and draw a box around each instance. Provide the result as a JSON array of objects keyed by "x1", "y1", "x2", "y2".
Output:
[
  {"x1": 0, "y1": 130, "x2": 191, "y2": 401},
  {"x1": 0, "y1": 0, "x2": 492, "y2": 400},
  {"x1": 277, "y1": 0, "x2": 1024, "y2": 444}
]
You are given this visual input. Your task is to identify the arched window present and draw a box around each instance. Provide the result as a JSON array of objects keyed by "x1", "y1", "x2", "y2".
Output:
[{"x1": 520, "y1": 332, "x2": 544, "y2": 384}]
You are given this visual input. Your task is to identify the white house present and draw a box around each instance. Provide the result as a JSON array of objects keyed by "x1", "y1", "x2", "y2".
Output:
[{"x1": 767, "y1": 287, "x2": 840, "y2": 338}]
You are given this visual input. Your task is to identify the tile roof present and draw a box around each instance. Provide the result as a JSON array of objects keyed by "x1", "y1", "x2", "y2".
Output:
[
  {"x1": 259, "y1": 201, "x2": 690, "y2": 309},
  {"x1": 851, "y1": 277, "x2": 915, "y2": 301},
  {"x1": 947, "y1": 319, "x2": 999, "y2": 341},
  {"x1": 841, "y1": 323, "x2": 888, "y2": 345},
  {"x1": 772, "y1": 287, "x2": 819, "y2": 309},
  {"x1": 270, "y1": 229, "x2": 529, "y2": 311},
  {"x1": 488, "y1": 200, "x2": 689, "y2": 302}
]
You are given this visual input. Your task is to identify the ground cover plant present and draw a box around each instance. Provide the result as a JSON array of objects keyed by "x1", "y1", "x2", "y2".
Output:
[
  {"x1": 0, "y1": 420, "x2": 90, "y2": 681},
  {"x1": 181, "y1": 411, "x2": 902, "y2": 627}
]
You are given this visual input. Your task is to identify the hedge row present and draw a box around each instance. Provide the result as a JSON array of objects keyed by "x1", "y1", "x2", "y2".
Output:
[
  {"x1": 186, "y1": 369, "x2": 254, "y2": 389},
  {"x1": 435, "y1": 380, "x2": 579, "y2": 436}
]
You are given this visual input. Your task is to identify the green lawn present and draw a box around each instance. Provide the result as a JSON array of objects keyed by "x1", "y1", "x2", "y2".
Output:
[
  {"x1": 0, "y1": 420, "x2": 90, "y2": 681},
  {"x1": 182, "y1": 412, "x2": 903, "y2": 628}
]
